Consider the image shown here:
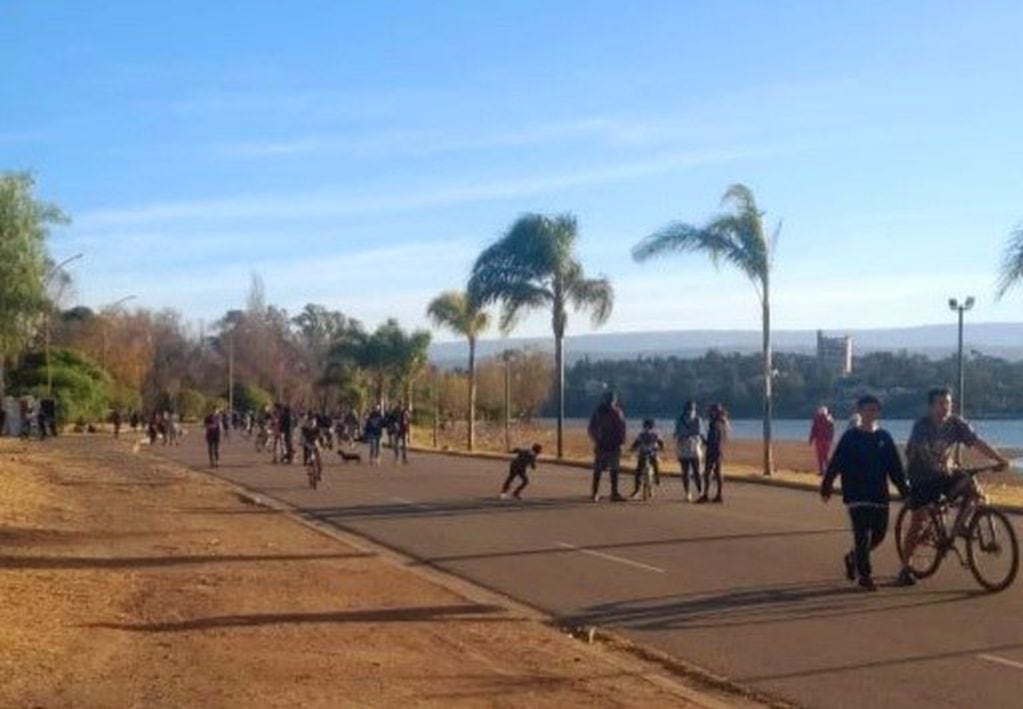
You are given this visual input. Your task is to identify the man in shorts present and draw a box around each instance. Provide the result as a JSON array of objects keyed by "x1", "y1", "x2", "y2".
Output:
[{"x1": 898, "y1": 387, "x2": 1009, "y2": 585}]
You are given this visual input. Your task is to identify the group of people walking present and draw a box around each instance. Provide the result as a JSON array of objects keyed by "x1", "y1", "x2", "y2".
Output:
[{"x1": 586, "y1": 391, "x2": 730, "y2": 503}]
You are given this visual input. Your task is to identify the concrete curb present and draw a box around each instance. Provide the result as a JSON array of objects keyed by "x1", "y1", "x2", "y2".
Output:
[
  {"x1": 409, "y1": 445, "x2": 1023, "y2": 515},
  {"x1": 145, "y1": 447, "x2": 775, "y2": 709}
]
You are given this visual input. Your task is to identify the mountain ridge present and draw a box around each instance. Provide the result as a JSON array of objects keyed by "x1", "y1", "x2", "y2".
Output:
[{"x1": 428, "y1": 322, "x2": 1023, "y2": 364}]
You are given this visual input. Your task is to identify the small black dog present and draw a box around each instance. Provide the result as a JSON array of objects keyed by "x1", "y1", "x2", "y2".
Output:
[{"x1": 337, "y1": 448, "x2": 362, "y2": 464}]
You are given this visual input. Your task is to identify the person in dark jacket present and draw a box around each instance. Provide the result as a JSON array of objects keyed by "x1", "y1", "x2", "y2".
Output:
[
  {"x1": 203, "y1": 410, "x2": 222, "y2": 468},
  {"x1": 500, "y1": 443, "x2": 543, "y2": 499},
  {"x1": 587, "y1": 391, "x2": 627, "y2": 502},
  {"x1": 697, "y1": 404, "x2": 728, "y2": 504},
  {"x1": 821, "y1": 395, "x2": 910, "y2": 591}
]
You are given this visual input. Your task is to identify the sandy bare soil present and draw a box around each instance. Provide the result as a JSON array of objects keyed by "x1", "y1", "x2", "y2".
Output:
[{"x1": 0, "y1": 435, "x2": 711, "y2": 708}]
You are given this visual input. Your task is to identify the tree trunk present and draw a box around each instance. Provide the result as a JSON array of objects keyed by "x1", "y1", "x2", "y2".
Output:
[
  {"x1": 467, "y1": 336, "x2": 476, "y2": 451},
  {"x1": 555, "y1": 332, "x2": 565, "y2": 460},
  {"x1": 761, "y1": 286, "x2": 774, "y2": 476}
]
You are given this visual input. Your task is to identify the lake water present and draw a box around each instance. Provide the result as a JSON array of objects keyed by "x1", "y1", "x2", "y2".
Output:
[{"x1": 551, "y1": 417, "x2": 1023, "y2": 449}]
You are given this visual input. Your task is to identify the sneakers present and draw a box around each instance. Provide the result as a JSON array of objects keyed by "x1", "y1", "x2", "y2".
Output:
[
  {"x1": 611, "y1": 493, "x2": 626, "y2": 503},
  {"x1": 591, "y1": 493, "x2": 601, "y2": 503},
  {"x1": 629, "y1": 490, "x2": 640, "y2": 500},
  {"x1": 858, "y1": 576, "x2": 878, "y2": 592},
  {"x1": 685, "y1": 491, "x2": 693, "y2": 503},
  {"x1": 712, "y1": 495, "x2": 723, "y2": 504},
  {"x1": 896, "y1": 567, "x2": 917, "y2": 587},
  {"x1": 512, "y1": 492, "x2": 522, "y2": 500},
  {"x1": 843, "y1": 552, "x2": 856, "y2": 582},
  {"x1": 499, "y1": 492, "x2": 508, "y2": 500},
  {"x1": 695, "y1": 495, "x2": 709, "y2": 504}
]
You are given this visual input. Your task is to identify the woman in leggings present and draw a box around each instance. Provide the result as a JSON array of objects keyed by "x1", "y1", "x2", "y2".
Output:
[{"x1": 698, "y1": 404, "x2": 728, "y2": 504}]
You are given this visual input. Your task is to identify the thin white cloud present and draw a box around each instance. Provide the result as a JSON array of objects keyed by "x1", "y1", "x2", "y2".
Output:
[
  {"x1": 75, "y1": 143, "x2": 788, "y2": 230},
  {"x1": 214, "y1": 117, "x2": 653, "y2": 158}
]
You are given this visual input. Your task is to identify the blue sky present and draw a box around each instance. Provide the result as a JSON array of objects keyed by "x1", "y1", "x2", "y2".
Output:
[{"x1": 3, "y1": 1, "x2": 1022, "y2": 340}]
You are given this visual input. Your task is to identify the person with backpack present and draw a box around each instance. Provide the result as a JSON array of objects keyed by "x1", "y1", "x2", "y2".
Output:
[
  {"x1": 674, "y1": 400, "x2": 703, "y2": 502},
  {"x1": 587, "y1": 391, "x2": 627, "y2": 502}
]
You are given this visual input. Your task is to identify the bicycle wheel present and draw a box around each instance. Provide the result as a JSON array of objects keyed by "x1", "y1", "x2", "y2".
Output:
[
  {"x1": 966, "y1": 507, "x2": 1019, "y2": 592},
  {"x1": 894, "y1": 504, "x2": 945, "y2": 579}
]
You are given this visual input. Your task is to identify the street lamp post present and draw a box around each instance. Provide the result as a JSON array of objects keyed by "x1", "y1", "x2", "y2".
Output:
[
  {"x1": 101, "y1": 295, "x2": 138, "y2": 371},
  {"x1": 502, "y1": 349, "x2": 515, "y2": 453},
  {"x1": 43, "y1": 253, "x2": 84, "y2": 396},
  {"x1": 948, "y1": 296, "x2": 975, "y2": 417}
]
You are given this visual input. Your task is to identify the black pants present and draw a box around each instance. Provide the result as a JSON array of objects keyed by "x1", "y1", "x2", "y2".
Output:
[
  {"x1": 702, "y1": 454, "x2": 723, "y2": 499},
  {"x1": 206, "y1": 436, "x2": 220, "y2": 466},
  {"x1": 679, "y1": 458, "x2": 701, "y2": 495},
  {"x1": 501, "y1": 469, "x2": 529, "y2": 496},
  {"x1": 848, "y1": 505, "x2": 889, "y2": 579},
  {"x1": 591, "y1": 451, "x2": 621, "y2": 497}
]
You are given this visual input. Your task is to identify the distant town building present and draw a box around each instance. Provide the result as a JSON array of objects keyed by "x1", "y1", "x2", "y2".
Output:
[{"x1": 816, "y1": 330, "x2": 853, "y2": 376}]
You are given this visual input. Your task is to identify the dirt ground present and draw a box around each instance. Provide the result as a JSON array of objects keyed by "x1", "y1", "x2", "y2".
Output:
[{"x1": 0, "y1": 435, "x2": 722, "y2": 708}]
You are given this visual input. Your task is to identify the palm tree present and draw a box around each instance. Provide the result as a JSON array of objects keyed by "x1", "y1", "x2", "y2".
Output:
[
  {"x1": 468, "y1": 213, "x2": 613, "y2": 458},
  {"x1": 426, "y1": 291, "x2": 489, "y2": 451},
  {"x1": 632, "y1": 184, "x2": 779, "y2": 476},
  {"x1": 996, "y1": 223, "x2": 1023, "y2": 298}
]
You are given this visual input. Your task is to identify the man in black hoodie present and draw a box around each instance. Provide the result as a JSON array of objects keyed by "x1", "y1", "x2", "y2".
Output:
[{"x1": 821, "y1": 395, "x2": 910, "y2": 591}]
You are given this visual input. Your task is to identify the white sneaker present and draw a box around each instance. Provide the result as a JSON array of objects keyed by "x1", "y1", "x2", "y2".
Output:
[
  {"x1": 686, "y1": 491, "x2": 693, "y2": 503},
  {"x1": 499, "y1": 492, "x2": 508, "y2": 500},
  {"x1": 592, "y1": 494, "x2": 601, "y2": 503}
]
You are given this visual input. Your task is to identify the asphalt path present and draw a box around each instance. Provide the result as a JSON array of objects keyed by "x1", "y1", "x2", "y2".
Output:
[{"x1": 157, "y1": 434, "x2": 1023, "y2": 708}]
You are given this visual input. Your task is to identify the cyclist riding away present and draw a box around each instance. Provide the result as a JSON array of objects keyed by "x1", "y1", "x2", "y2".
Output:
[{"x1": 898, "y1": 387, "x2": 1009, "y2": 586}]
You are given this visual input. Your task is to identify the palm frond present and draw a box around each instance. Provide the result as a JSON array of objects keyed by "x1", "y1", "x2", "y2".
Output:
[
  {"x1": 631, "y1": 222, "x2": 716, "y2": 262},
  {"x1": 567, "y1": 275, "x2": 614, "y2": 326},
  {"x1": 496, "y1": 283, "x2": 551, "y2": 334},
  {"x1": 996, "y1": 223, "x2": 1023, "y2": 299}
]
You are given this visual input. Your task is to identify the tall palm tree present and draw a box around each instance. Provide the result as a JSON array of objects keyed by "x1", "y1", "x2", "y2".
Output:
[
  {"x1": 632, "y1": 184, "x2": 779, "y2": 476},
  {"x1": 468, "y1": 213, "x2": 613, "y2": 458},
  {"x1": 426, "y1": 290, "x2": 489, "y2": 451},
  {"x1": 996, "y1": 223, "x2": 1023, "y2": 298}
]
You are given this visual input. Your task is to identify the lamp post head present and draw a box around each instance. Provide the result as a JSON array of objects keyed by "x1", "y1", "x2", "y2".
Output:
[
  {"x1": 948, "y1": 298, "x2": 959, "y2": 311},
  {"x1": 964, "y1": 296, "x2": 976, "y2": 310}
]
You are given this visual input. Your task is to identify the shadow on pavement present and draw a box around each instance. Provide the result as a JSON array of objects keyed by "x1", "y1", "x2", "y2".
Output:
[
  {"x1": 0, "y1": 551, "x2": 373, "y2": 570},
  {"x1": 89, "y1": 603, "x2": 510, "y2": 632},
  {"x1": 421, "y1": 528, "x2": 847, "y2": 565},
  {"x1": 568, "y1": 579, "x2": 984, "y2": 631},
  {"x1": 739, "y1": 640, "x2": 1023, "y2": 682}
]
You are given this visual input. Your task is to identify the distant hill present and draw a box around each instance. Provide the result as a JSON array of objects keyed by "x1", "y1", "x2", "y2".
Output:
[{"x1": 428, "y1": 322, "x2": 1023, "y2": 365}]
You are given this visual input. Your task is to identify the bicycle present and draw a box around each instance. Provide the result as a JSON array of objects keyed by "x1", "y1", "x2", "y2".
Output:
[
  {"x1": 305, "y1": 441, "x2": 323, "y2": 489},
  {"x1": 895, "y1": 465, "x2": 1019, "y2": 592},
  {"x1": 637, "y1": 454, "x2": 656, "y2": 502}
]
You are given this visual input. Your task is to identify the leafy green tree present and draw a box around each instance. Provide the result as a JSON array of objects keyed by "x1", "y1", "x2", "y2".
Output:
[
  {"x1": 633, "y1": 184, "x2": 779, "y2": 475},
  {"x1": 231, "y1": 382, "x2": 273, "y2": 414},
  {"x1": 427, "y1": 290, "x2": 489, "y2": 450},
  {"x1": 0, "y1": 173, "x2": 67, "y2": 395},
  {"x1": 10, "y1": 348, "x2": 109, "y2": 424},
  {"x1": 175, "y1": 388, "x2": 208, "y2": 421},
  {"x1": 468, "y1": 213, "x2": 613, "y2": 458}
]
